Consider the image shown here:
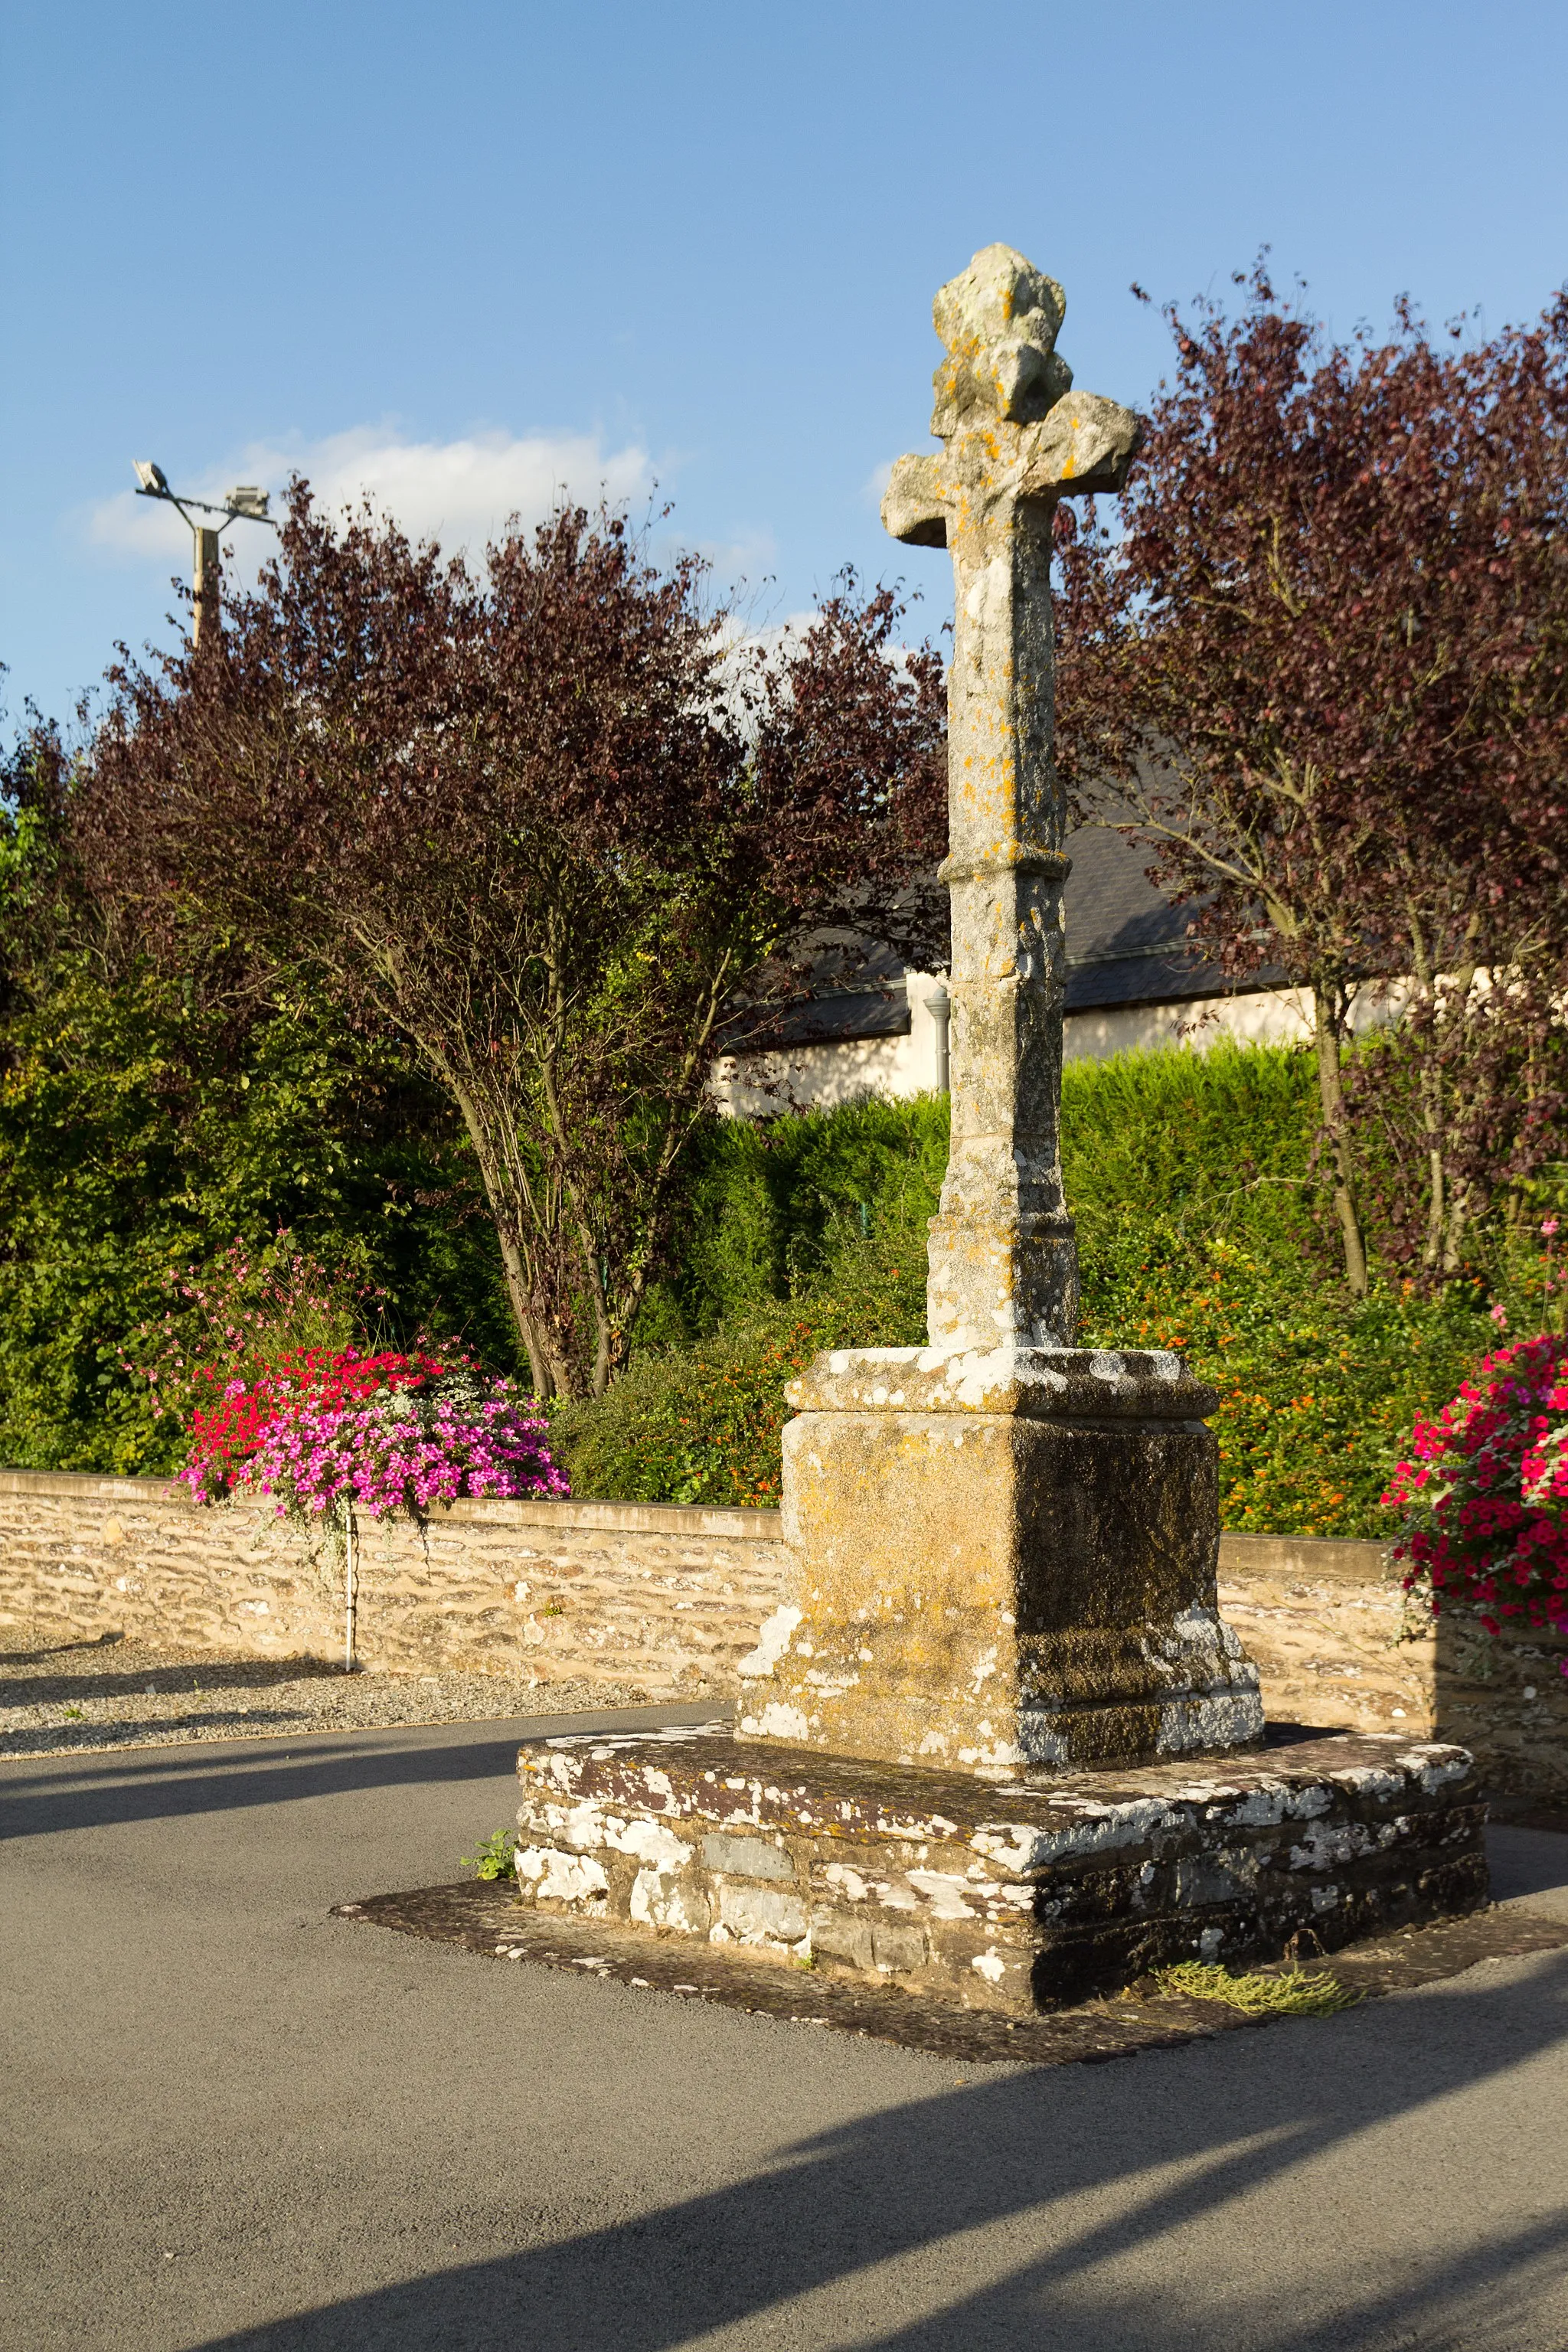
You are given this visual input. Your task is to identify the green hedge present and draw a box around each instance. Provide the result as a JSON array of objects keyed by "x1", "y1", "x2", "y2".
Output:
[
  {"x1": 553, "y1": 1046, "x2": 1547, "y2": 1537},
  {"x1": 0, "y1": 959, "x2": 524, "y2": 1475}
]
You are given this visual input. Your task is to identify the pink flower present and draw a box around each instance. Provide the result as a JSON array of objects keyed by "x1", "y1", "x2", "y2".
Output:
[{"x1": 1544, "y1": 1217, "x2": 1560, "y2": 1240}]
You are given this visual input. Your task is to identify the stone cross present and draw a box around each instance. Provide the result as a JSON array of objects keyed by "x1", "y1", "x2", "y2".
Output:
[
  {"x1": 733, "y1": 248, "x2": 1260, "y2": 1777},
  {"x1": 882, "y1": 243, "x2": 1141, "y2": 1361}
]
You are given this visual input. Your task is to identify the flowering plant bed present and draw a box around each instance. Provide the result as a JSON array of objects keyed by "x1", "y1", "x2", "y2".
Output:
[
  {"x1": 178, "y1": 1347, "x2": 567, "y2": 1519},
  {"x1": 1386, "y1": 1335, "x2": 1568, "y2": 1662}
]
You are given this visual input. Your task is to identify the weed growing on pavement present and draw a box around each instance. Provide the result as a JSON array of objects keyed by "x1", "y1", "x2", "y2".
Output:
[
  {"x1": 461, "y1": 1829, "x2": 521, "y2": 1882},
  {"x1": 1155, "y1": 1960, "x2": 1364, "y2": 2016}
]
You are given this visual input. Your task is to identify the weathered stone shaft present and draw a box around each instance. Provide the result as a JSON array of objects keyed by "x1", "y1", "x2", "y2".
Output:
[
  {"x1": 736, "y1": 247, "x2": 1263, "y2": 1778},
  {"x1": 881, "y1": 242, "x2": 1143, "y2": 1356},
  {"x1": 933, "y1": 483, "x2": 1075, "y2": 1353}
]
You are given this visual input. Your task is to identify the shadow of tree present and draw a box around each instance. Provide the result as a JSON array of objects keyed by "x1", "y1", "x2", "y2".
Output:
[
  {"x1": 0, "y1": 1632, "x2": 128, "y2": 1668},
  {"x1": 0, "y1": 1650, "x2": 345, "y2": 1709},
  {"x1": 0, "y1": 1707, "x2": 722, "y2": 1838}
]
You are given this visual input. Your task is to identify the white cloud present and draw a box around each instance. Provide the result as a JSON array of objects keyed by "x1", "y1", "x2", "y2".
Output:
[
  {"x1": 718, "y1": 609, "x2": 818, "y2": 661},
  {"x1": 86, "y1": 424, "x2": 655, "y2": 581},
  {"x1": 710, "y1": 609, "x2": 819, "y2": 730}
]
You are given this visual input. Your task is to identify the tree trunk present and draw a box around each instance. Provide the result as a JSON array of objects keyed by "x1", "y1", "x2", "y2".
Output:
[
  {"x1": 1423, "y1": 1145, "x2": 1446, "y2": 1270},
  {"x1": 1442, "y1": 1179, "x2": 1471, "y2": 1276},
  {"x1": 438, "y1": 1059, "x2": 567, "y2": 1398},
  {"x1": 1312, "y1": 982, "x2": 1369, "y2": 1297},
  {"x1": 494, "y1": 1222, "x2": 555, "y2": 1400}
]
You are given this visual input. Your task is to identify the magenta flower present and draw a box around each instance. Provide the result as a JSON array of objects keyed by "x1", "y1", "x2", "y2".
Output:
[
  {"x1": 176, "y1": 1351, "x2": 568, "y2": 1517},
  {"x1": 1386, "y1": 1335, "x2": 1568, "y2": 1671}
]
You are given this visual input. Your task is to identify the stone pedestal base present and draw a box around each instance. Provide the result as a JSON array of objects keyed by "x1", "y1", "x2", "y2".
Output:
[
  {"x1": 514, "y1": 1725, "x2": 1487, "y2": 2014},
  {"x1": 742, "y1": 1345, "x2": 1263, "y2": 1773}
]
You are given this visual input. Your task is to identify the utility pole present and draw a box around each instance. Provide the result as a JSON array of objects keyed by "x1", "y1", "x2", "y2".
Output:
[
  {"x1": 132, "y1": 462, "x2": 277, "y2": 647},
  {"x1": 192, "y1": 528, "x2": 222, "y2": 648}
]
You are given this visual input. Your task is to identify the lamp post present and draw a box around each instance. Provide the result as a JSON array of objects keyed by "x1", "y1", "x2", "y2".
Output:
[
  {"x1": 132, "y1": 462, "x2": 278, "y2": 647},
  {"x1": 926, "y1": 981, "x2": 951, "y2": 1096}
]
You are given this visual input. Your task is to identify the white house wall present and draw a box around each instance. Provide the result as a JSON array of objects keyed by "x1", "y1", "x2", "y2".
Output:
[
  {"x1": 714, "y1": 975, "x2": 1406, "y2": 1116},
  {"x1": 1062, "y1": 984, "x2": 1396, "y2": 1063},
  {"x1": 710, "y1": 974, "x2": 949, "y2": 1118}
]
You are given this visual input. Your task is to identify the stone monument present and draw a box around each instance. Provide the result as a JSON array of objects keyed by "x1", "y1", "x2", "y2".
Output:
[
  {"x1": 736, "y1": 243, "x2": 1262, "y2": 1776},
  {"x1": 508, "y1": 249, "x2": 1486, "y2": 2012}
]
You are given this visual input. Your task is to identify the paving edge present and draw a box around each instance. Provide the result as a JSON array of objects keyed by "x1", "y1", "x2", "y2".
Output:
[
  {"x1": 0, "y1": 1698, "x2": 727, "y2": 1768},
  {"x1": 331, "y1": 1881, "x2": 1568, "y2": 2069}
]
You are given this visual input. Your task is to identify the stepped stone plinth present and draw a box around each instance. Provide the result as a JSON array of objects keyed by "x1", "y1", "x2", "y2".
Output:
[
  {"x1": 513, "y1": 1726, "x2": 1485, "y2": 2011},
  {"x1": 739, "y1": 1345, "x2": 1261, "y2": 1773},
  {"x1": 513, "y1": 245, "x2": 1485, "y2": 2008}
]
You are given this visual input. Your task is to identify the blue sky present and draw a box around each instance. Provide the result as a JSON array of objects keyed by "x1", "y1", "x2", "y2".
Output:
[{"x1": 3, "y1": 0, "x2": 1566, "y2": 727}]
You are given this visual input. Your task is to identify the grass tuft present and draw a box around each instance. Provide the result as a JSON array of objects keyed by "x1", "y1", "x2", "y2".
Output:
[{"x1": 1154, "y1": 1959, "x2": 1364, "y2": 2017}]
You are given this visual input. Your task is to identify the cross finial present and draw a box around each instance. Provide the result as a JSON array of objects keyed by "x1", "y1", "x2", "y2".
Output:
[
  {"x1": 930, "y1": 243, "x2": 1072, "y2": 434},
  {"x1": 882, "y1": 243, "x2": 1142, "y2": 548}
]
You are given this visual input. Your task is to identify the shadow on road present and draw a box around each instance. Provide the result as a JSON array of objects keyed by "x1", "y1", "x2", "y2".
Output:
[
  {"x1": 0, "y1": 1706, "x2": 720, "y2": 1840},
  {"x1": 190, "y1": 1952, "x2": 1568, "y2": 2352}
]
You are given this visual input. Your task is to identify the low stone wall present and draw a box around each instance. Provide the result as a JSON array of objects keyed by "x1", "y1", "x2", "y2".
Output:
[
  {"x1": 0, "y1": 1471, "x2": 784, "y2": 1698},
  {"x1": 1218, "y1": 1534, "x2": 1428, "y2": 1735},
  {"x1": 1218, "y1": 1530, "x2": 1568, "y2": 1798},
  {"x1": 2, "y1": 1470, "x2": 1563, "y2": 1792}
]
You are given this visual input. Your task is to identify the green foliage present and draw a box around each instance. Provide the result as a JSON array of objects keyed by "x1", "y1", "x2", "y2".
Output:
[
  {"x1": 1063, "y1": 1042, "x2": 1509, "y2": 1535},
  {"x1": 0, "y1": 945, "x2": 526, "y2": 1475},
  {"x1": 638, "y1": 1093, "x2": 950, "y2": 1341},
  {"x1": 3, "y1": 825, "x2": 1553, "y2": 1549},
  {"x1": 460, "y1": 1829, "x2": 520, "y2": 1882},
  {"x1": 553, "y1": 1112, "x2": 939, "y2": 1505},
  {"x1": 557, "y1": 1046, "x2": 1542, "y2": 1536},
  {"x1": 1153, "y1": 1961, "x2": 1364, "y2": 2017},
  {"x1": 553, "y1": 1313, "x2": 831, "y2": 1508}
]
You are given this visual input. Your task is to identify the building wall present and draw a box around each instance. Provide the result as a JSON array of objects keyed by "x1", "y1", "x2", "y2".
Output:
[
  {"x1": 2, "y1": 1469, "x2": 1563, "y2": 1792},
  {"x1": 710, "y1": 972, "x2": 947, "y2": 1116},
  {"x1": 717, "y1": 975, "x2": 1403, "y2": 1107},
  {"x1": 1063, "y1": 985, "x2": 1315, "y2": 1063},
  {"x1": 1063, "y1": 982, "x2": 1403, "y2": 1065}
]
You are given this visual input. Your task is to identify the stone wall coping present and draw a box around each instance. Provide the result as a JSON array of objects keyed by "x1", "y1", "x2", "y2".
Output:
[
  {"x1": 0, "y1": 1464, "x2": 1400, "y2": 1575},
  {"x1": 0, "y1": 1465, "x2": 783, "y2": 1544},
  {"x1": 1217, "y1": 1530, "x2": 1392, "y2": 1583}
]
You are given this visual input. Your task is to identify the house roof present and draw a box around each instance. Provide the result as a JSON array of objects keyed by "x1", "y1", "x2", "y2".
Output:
[
  {"x1": 1062, "y1": 824, "x2": 1220, "y2": 1011},
  {"x1": 722, "y1": 828, "x2": 1269, "y2": 1053},
  {"x1": 730, "y1": 986, "x2": 912, "y2": 1052}
]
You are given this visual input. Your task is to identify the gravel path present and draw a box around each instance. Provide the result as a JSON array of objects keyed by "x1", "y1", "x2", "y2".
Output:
[{"x1": 0, "y1": 1625, "x2": 655, "y2": 1759}]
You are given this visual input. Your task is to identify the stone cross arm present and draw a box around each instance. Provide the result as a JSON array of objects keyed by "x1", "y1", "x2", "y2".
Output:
[
  {"x1": 882, "y1": 393, "x2": 1142, "y2": 547},
  {"x1": 879, "y1": 241, "x2": 1142, "y2": 548}
]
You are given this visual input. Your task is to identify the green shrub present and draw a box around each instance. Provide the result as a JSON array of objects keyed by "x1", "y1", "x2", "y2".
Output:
[
  {"x1": 550, "y1": 1311, "x2": 828, "y2": 1508},
  {"x1": 557, "y1": 1045, "x2": 1549, "y2": 1536},
  {"x1": 554, "y1": 1179, "x2": 933, "y2": 1505},
  {"x1": 1063, "y1": 1043, "x2": 1503, "y2": 1534},
  {"x1": 0, "y1": 959, "x2": 524, "y2": 1475},
  {"x1": 636, "y1": 1093, "x2": 950, "y2": 1341}
]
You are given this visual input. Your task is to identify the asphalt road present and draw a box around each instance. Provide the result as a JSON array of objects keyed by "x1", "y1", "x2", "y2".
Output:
[{"x1": 4, "y1": 1715, "x2": 1568, "y2": 2352}]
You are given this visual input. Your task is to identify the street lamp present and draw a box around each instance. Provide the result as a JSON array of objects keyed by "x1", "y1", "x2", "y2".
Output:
[{"x1": 132, "y1": 462, "x2": 279, "y2": 647}]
